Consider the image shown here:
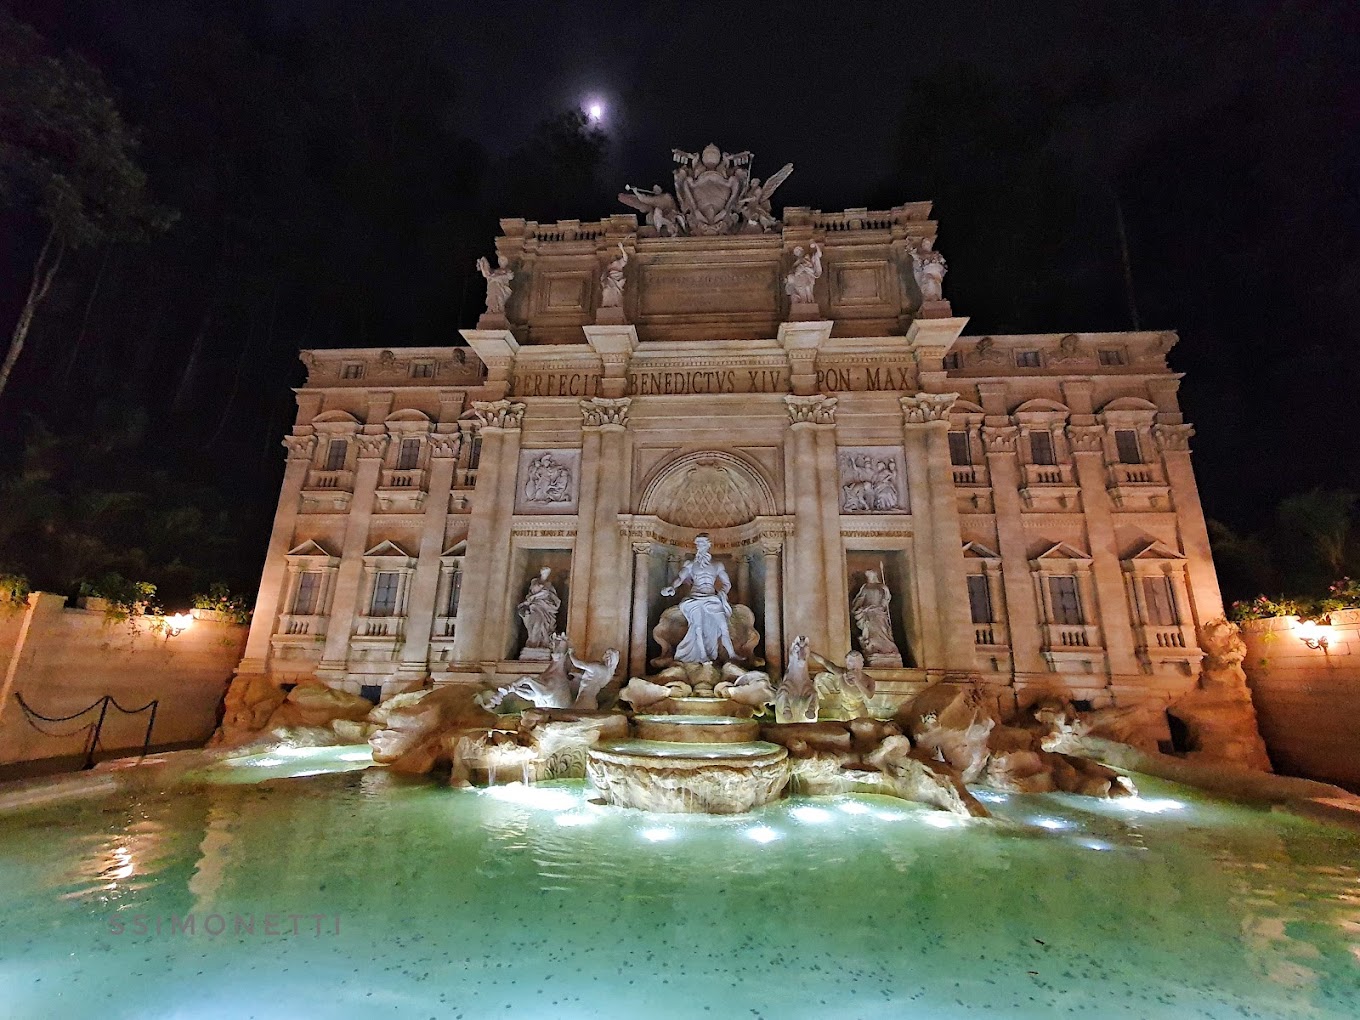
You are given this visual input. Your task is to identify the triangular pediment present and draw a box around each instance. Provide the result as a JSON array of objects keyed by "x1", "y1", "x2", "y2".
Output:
[
  {"x1": 962, "y1": 540, "x2": 1001, "y2": 559},
  {"x1": 441, "y1": 539, "x2": 467, "y2": 558},
  {"x1": 1128, "y1": 539, "x2": 1184, "y2": 560},
  {"x1": 363, "y1": 540, "x2": 412, "y2": 558},
  {"x1": 1034, "y1": 541, "x2": 1089, "y2": 561},
  {"x1": 287, "y1": 539, "x2": 333, "y2": 558}
]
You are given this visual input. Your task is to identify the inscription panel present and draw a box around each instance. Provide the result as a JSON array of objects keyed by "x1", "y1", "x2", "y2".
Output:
[{"x1": 638, "y1": 262, "x2": 780, "y2": 316}]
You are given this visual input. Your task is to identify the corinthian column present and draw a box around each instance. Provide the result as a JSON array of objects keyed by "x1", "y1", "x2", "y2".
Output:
[
  {"x1": 628, "y1": 539, "x2": 652, "y2": 678},
  {"x1": 398, "y1": 432, "x2": 460, "y2": 677},
  {"x1": 784, "y1": 395, "x2": 837, "y2": 655},
  {"x1": 579, "y1": 397, "x2": 632, "y2": 656},
  {"x1": 901, "y1": 393, "x2": 975, "y2": 674},
  {"x1": 239, "y1": 433, "x2": 316, "y2": 675},
  {"x1": 319, "y1": 432, "x2": 389, "y2": 678},
  {"x1": 451, "y1": 400, "x2": 524, "y2": 667},
  {"x1": 760, "y1": 535, "x2": 785, "y2": 676},
  {"x1": 1154, "y1": 423, "x2": 1224, "y2": 623}
]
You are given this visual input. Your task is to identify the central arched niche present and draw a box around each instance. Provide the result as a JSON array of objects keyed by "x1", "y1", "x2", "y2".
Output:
[{"x1": 638, "y1": 450, "x2": 776, "y2": 530}]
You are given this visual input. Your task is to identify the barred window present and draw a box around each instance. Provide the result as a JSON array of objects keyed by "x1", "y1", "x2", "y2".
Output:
[
  {"x1": 1114, "y1": 429, "x2": 1142, "y2": 465},
  {"x1": 447, "y1": 569, "x2": 463, "y2": 617},
  {"x1": 1029, "y1": 430, "x2": 1056, "y2": 466},
  {"x1": 292, "y1": 572, "x2": 322, "y2": 615},
  {"x1": 396, "y1": 438, "x2": 421, "y2": 470},
  {"x1": 1049, "y1": 575, "x2": 1083, "y2": 625},
  {"x1": 370, "y1": 572, "x2": 400, "y2": 616},
  {"x1": 325, "y1": 439, "x2": 348, "y2": 471},
  {"x1": 967, "y1": 574, "x2": 993, "y2": 624},
  {"x1": 948, "y1": 431, "x2": 972, "y2": 466},
  {"x1": 1142, "y1": 576, "x2": 1180, "y2": 627}
]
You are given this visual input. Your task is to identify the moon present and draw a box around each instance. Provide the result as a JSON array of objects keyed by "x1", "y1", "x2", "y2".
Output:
[{"x1": 586, "y1": 100, "x2": 604, "y2": 124}]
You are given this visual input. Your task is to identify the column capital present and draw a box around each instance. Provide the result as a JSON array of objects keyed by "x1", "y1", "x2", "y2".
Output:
[
  {"x1": 899, "y1": 392, "x2": 957, "y2": 424},
  {"x1": 631, "y1": 539, "x2": 653, "y2": 556},
  {"x1": 354, "y1": 433, "x2": 389, "y2": 458},
  {"x1": 580, "y1": 396, "x2": 632, "y2": 428},
  {"x1": 784, "y1": 394, "x2": 837, "y2": 425},
  {"x1": 1066, "y1": 424, "x2": 1106, "y2": 454},
  {"x1": 471, "y1": 399, "x2": 526, "y2": 431},
  {"x1": 282, "y1": 433, "x2": 317, "y2": 460},
  {"x1": 1153, "y1": 423, "x2": 1195, "y2": 452},
  {"x1": 428, "y1": 433, "x2": 463, "y2": 458},
  {"x1": 981, "y1": 425, "x2": 1019, "y2": 453}
]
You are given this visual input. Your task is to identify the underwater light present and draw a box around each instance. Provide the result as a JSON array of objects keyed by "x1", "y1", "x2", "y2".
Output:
[
  {"x1": 837, "y1": 801, "x2": 871, "y2": 815},
  {"x1": 338, "y1": 751, "x2": 373, "y2": 762},
  {"x1": 790, "y1": 805, "x2": 833, "y2": 824},
  {"x1": 251, "y1": 757, "x2": 285, "y2": 767},
  {"x1": 972, "y1": 790, "x2": 1009, "y2": 804},
  {"x1": 640, "y1": 827, "x2": 675, "y2": 842},
  {"x1": 874, "y1": 810, "x2": 909, "y2": 821},
  {"x1": 481, "y1": 783, "x2": 578, "y2": 810},
  {"x1": 1116, "y1": 797, "x2": 1186, "y2": 814},
  {"x1": 745, "y1": 825, "x2": 780, "y2": 844},
  {"x1": 1033, "y1": 817, "x2": 1072, "y2": 831},
  {"x1": 921, "y1": 813, "x2": 963, "y2": 828},
  {"x1": 288, "y1": 769, "x2": 329, "y2": 778},
  {"x1": 1079, "y1": 838, "x2": 1114, "y2": 851}
]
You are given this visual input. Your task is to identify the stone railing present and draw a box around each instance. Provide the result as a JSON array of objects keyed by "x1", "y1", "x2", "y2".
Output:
[
  {"x1": 354, "y1": 616, "x2": 403, "y2": 639},
  {"x1": 380, "y1": 468, "x2": 426, "y2": 490},
  {"x1": 1108, "y1": 463, "x2": 1165, "y2": 486},
  {"x1": 278, "y1": 614, "x2": 326, "y2": 638},
  {"x1": 1021, "y1": 463, "x2": 1074, "y2": 487},
  {"x1": 306, "y1": 469, "x2": 355, "y2": 491}
]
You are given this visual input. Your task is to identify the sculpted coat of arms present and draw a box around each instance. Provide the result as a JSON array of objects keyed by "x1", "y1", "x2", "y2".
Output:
[{"x1": 619, "y1": 143, "x2": 793, "y2": 237}]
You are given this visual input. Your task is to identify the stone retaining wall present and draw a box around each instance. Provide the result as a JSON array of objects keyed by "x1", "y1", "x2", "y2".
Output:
[
  {"x1": 1241, "y1": 609, "x2": 1360, "y2": 790},
  {"x1": 0, "y1": 593, "x2": 248, "y2": 770}
]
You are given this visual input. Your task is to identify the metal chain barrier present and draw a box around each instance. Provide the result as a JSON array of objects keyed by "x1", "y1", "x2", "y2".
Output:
[{"x1": 13, "y1": 692, "x2": 160, "y2": 770}]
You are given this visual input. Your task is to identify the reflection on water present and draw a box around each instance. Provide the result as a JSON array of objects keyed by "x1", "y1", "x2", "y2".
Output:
[{"x1": 0, "y1": 748, "x2": 1357, "y2": 1019}]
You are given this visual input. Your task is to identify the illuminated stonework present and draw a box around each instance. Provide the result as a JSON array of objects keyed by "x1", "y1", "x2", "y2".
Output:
[{"x1": 236, "y1": 158, "x2": 1229, "y2": 728}]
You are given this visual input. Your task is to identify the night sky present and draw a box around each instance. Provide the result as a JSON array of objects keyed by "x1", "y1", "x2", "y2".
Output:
[{"x1": 0, "y1": 0, "x2": 1356, "y2": 603}]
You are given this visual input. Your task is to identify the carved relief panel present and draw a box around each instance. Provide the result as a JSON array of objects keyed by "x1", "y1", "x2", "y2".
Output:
[
  {"x1": 515, "y1": 449, "x2": 581, "y2": 514},
  {"x1": 837, "y1": 446, "x2": 909, "y2": 514}
]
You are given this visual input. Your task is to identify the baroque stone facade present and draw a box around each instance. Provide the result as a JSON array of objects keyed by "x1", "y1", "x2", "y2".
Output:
[{"x1": 236, "y1": 149, "x2": 1226, "y2": 716}]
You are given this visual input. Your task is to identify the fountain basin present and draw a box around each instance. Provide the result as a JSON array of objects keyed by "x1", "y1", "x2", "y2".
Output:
[
  {"x1": 634, "y1": 714, "x2": 759, "y2": 743},
  {"x1": 587, "y1": 739, "x2": 790, "y2": 814}
]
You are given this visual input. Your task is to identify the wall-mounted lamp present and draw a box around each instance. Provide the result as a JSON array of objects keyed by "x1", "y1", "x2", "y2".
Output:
[
  {"x1": 1295, "y1": 616, "x2": 1331, "y2": 651},
  {"x1": 164, "y1": 613, "x2": 194, "y2": 638}
]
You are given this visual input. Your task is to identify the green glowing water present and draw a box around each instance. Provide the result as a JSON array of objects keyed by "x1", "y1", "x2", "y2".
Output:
[{"x1": 1, "y1": 747, "x2": 1357, "y2": 1019}]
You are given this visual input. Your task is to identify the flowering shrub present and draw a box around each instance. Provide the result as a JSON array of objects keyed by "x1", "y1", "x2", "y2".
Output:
[
  {"x1": 191, "y1": 583, "x2": 251, "y2": 624},
  {"x1": 1229, "y1": 577, "x2": 1360, "y2": 622},
  {"x1": 0, "y1": 572, "x2": 30, "y2": 615}
]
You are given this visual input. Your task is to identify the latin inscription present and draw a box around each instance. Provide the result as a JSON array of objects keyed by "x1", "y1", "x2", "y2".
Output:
[{"x1": 512, "y1": 363, "x2": 915, "y2": 397}]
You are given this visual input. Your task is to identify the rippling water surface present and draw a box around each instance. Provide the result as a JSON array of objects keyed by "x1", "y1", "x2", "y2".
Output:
[{"x1": 1, "y1": 748, "x2": 1357, "y2": 1019}]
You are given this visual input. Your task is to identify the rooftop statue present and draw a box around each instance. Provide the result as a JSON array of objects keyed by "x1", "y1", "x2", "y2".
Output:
[{"x1": 618, "y1": 143, "x2": 793, "y2": 236}]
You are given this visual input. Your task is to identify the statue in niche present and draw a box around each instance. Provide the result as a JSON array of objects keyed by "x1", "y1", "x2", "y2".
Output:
[
  {"x1": 476, "y1": 254, "x2": 515, "y2": 316},
  {"x1": 620, "y1": 184, "x2": 686, "y2": 236},
  {"x1": 599, "y1": 242, "x2": 629, "y2": 307},
  {"x1": 784, "y1": 242, "x2": 823, "y2": 305},
  {"x1": 911, "y1": 236, "x2": 947, "y2": 303},
  {"x1": 851, "y1": 568, "x2": 903, "y2": 667},
  {"x1": 523, "y1": 453, "x2": 572, "y2": 504},
  {"x1": 660, "y1": 534, "x2": 737, "y2": 663},
  {"x1": 517, "y1": 566, "x2": 562, "y2": 659}
]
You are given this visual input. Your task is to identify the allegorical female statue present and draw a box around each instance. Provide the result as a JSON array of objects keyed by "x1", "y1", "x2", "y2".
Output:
[
  {"x1": 516, "y1": 566, "x2": 561, "y2": 660},
  {"x1": 476, "y1": 254, "x2": 515, "y2": 316},
  {"x1": 851, "y1": 568, "x2": 903, "y2": 667},
  {"x1": 660, "y1": 534, "x2": 737, "y2": 663}
]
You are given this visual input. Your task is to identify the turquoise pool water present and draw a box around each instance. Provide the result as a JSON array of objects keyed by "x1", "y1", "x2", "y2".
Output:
[{"x1": 1, "y1": 747, "x2": 1357, "y2": 1019}]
